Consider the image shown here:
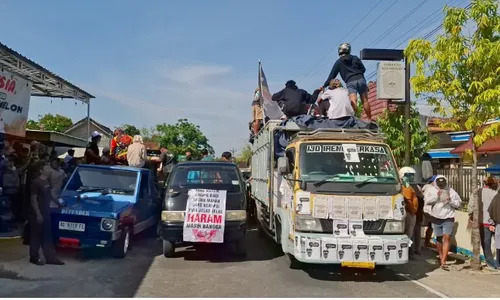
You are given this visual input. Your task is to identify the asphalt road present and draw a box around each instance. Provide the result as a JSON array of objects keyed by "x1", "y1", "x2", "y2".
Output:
[{"x1": 0, "y1": 229, "x2": 441, "y2": 298}]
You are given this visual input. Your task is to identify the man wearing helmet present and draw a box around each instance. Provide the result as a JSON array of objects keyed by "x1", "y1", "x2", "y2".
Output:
[
  {"x1": 399, "y1": 166, "x2": 419, "y2": 259},
  {"x1": 323, "y1": 43, "x2": 371, "y2": 120}
]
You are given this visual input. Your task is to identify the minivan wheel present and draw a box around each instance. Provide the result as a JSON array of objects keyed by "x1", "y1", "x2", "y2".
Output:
[
  {"x1": 162, "y1": 240, "x2": 175, "y2": 258},
  {"x1": 112, "y1": 227, "x2": 130, "y2": 258}
]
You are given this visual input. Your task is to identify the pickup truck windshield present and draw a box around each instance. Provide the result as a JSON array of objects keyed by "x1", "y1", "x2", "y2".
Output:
[
  {"x1": 299, "y1": 143, "x2": 398, "y2": 184},
  {"x1": 169, "y1": 165, "x2": 241, "y2": 193},
  {"x1": 65, "y1": 167, "x2": 138, "y2": 195}
]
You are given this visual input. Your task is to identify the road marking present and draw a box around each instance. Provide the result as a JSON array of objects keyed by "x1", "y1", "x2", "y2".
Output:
[{"x1": 396, "y1": 273, "x2": 448, "y2": 298}]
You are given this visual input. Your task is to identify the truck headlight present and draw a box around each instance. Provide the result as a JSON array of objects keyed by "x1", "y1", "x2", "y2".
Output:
[
  {"x1": 161, "y1": 211, "x2": 185, "y2": 222},
  {"x1": 226, "y1": 210, "x2": 246, "y2": 221},
  {"x1": 383, "y1": 220, "x2": 404, "y2": 233},
  {"x1": 295, "y1": 215, "x2": 323, "y2": 232},
  {"x1": 101, "y1": 218, "x2": 116, "y2": 231}
]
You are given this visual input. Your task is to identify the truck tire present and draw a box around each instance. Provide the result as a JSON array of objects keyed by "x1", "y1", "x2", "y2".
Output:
[
  {"x1": 284, "y1": 253, "x2": 302, "y2": 270},
  {"x1": 112, "y1": 227, "x2": 131, "y2": 258},
  {"x1": 162, "y1": 240, "x2": 175, "y2": 258}
]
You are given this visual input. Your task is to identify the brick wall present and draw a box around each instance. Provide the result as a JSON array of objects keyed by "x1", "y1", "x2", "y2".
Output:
[{"x1": 363, "y1": 81, "x2": 397, "y2": 121}]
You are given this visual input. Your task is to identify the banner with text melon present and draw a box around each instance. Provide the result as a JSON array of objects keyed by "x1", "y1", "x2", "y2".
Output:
[{"x1": 0, "y1": 70, "x2": 32, "y2": 137}]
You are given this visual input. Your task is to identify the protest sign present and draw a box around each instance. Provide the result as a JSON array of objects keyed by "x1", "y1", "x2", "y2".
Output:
[
  {"x1": 183, "y1": 189, "x2": 226, "y2": 243},
  {"x1": 0, "y1": 70, "x2": 32, "y2": 137}
]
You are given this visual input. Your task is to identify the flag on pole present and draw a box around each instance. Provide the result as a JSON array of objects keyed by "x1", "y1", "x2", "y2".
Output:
[{"x1": 259, "y1": 62, "x2": 283, "y2": 120}]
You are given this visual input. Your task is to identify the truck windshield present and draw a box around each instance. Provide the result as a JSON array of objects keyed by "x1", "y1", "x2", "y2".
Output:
[
  {"x1": 169, "y1": 165, "x2": 241, "y2": 193},
  {"x1": 299, "y1": 143, "x2": 398, "y2": 184},
  {"x1": 65, "y1": 167, "x2": 138, "y2": 195}
]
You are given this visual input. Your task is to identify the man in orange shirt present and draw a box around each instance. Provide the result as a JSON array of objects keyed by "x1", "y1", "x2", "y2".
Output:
[{"x1": 399, "y1": 167, "x2": 419, "y2": 259}]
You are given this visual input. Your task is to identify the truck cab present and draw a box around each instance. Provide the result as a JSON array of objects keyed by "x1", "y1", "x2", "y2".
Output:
[{"x1": 251, "y1": 121, "x2": 409, "y2": 269}]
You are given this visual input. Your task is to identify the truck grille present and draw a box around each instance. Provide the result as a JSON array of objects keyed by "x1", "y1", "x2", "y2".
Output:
[{"x1": 319, "y1": 219, "x2": 385, "y2": 234}]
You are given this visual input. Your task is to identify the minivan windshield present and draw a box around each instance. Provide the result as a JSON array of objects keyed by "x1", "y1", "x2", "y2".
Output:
[
  {"x1": 299, "y1": 143, "x2": 398, "y2": 184},
  {"x1": 64, "y1": 167, "x2": 138, "y2": 195},
  {"x1": 169, "y1": 165, "x2": 241, "y2": 193}
]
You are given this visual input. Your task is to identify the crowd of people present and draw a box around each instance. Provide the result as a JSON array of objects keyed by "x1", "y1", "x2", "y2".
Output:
[
  {"x1": 399, "y1": 166, "x2": 500, "y2": 270},
  {"x1": 0, "y1": 125, "x2": 234, "y2": 266},
  {"x1": 250, "y1": 42, "x2": 370, "y2": 138}
]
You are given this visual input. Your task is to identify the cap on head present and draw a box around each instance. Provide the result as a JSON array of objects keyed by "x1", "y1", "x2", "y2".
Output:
[
  {"x1": 338, "y1": 43, "x2": 351, "y2": 56},
  {"x1": 435, "y1": 176, "x2": 447, "y2": 189},
  {"x1": 91, "y1": 131, "x2": 102, "y2": 139}
]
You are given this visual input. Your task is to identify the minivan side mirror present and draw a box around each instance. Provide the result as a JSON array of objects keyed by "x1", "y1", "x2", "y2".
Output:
[{"x1": 277, "y1": 157, "x2": 290, "y2": 175}]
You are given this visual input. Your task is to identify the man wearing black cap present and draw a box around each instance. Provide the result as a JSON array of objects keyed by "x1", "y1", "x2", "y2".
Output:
[{"x1": 271, "y1": 80, "x2": 313, "y2": 118}]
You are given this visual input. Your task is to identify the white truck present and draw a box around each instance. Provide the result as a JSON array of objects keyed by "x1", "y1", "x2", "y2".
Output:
[{"x1": 250, "y1": 120, "x2": 409, "y2": 269}]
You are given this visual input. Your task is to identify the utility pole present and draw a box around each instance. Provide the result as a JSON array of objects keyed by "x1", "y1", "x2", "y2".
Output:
[
  {"x1": 404, "y1": 58, "x2": 412, "y2": 166},
  {"x1": 229, "y1": 148, "x2": 237, "y2": 157}
]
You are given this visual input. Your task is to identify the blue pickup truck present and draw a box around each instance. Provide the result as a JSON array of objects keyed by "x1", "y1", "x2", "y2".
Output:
[{"x1": 51, "y1": 164, "x2": 161, "y2": 258}]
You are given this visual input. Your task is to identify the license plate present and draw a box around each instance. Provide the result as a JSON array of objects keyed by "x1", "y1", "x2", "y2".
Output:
[
  {"x1": 59, "y1": 221, "x2": 85, "y2": 232},
  {"x1": 341, "y1": 262, "x2": 375, "y2": 269}
]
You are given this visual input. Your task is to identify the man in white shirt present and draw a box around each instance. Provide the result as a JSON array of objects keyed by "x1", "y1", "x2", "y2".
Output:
[{"x1": 317, "y1": 79, "x2": 357, "y2": 127}]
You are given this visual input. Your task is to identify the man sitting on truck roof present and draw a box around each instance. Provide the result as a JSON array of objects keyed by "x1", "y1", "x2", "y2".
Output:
[
  {"x1": 317, "y1": 79, "x2": 356, "y2": 128},
  {"x1": 271, "y1": 80, "x2": 313, "y2": 118},
  {"x1": 323, "y1": 43, "x2": 371, "y2": 120}
]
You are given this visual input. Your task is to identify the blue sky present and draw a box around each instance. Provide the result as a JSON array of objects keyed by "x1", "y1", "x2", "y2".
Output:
[{"x1": 2, "y1": 0, "x2": 467, "y2": 154}]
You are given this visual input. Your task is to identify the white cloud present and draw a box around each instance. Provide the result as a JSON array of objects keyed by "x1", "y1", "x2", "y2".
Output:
[
  {"x1": 165, "y1": 64, "x2": 232, "y2": 85},
  {"x1": 83, "y1": 62, "x2": 258, "y2": 154}
]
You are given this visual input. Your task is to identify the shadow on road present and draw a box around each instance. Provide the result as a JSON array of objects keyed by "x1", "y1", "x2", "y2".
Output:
[
  {"x1": 175, "y1": 227, "x2": 284, "y2": 263},
  {"x1": 301, "y1": 248, "x2": 461, "y2": 283}
]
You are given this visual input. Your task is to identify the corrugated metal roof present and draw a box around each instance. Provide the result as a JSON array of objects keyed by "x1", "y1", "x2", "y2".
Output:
[{"x1": 0, "y1": 41, "x2": 94, "y2": 102}]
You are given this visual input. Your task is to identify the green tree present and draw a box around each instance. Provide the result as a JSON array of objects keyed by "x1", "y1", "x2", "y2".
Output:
[
  {"x1": 155, "y1": 118, "x2": 214, "y2": 157},
  {"x1": 26, "y1": 113, "x2": 73, "y2": 132},
  {"x1": 235, "y1": 145, "x2": 252, "y2": 166},
  {"x1": 405, "y1": 0, "x2": 500, "y2": 270},
  {"x1": 121, "y1": 124, "x2": 141, "y2": 136},
  {"x1": 140, "y1": 126, "x2": 162, "y2": 144},
  {"x1": 377, "y1": 103, "x2": 435, "y2": 167}
]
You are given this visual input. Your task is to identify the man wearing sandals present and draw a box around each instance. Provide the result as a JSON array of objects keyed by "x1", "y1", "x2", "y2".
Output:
[{"x1": 423, "y1": 175, "x2": 462, "y2": 270}]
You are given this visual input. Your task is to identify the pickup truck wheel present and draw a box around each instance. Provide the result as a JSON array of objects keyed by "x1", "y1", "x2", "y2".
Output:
[
  {"x1": 162, "y1": 240, "x2": 175, "y2": 258},
  {"x1": 112, "y1": 227, "x2": 130, "y2": 258},
  {"x1": 285, "y1": 253, "x2": 302, "y2": 270}
]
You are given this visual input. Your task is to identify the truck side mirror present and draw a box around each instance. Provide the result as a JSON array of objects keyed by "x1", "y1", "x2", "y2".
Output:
[{"x1": 277, "y1": 157, "x2": 289, "y2": 175}]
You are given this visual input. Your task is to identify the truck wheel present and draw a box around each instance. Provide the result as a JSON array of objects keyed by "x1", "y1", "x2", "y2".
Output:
[
  {"x1": 232, "y1": 239, "x2": 247, "y2": 258},
  {"x1": 112, "y1": 227, "x2": 130, "y2": 258},
  {"x1": 284, "y1": 253, "x2": 302, "y2": 270},
  {"x1": 162, "y1": 240, "x2": 175, "y2": 258}
]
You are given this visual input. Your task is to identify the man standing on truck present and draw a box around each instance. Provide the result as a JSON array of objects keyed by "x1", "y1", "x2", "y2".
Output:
[
  {"x1": 252, "y1": 87, "x2": 264, "y2": 134},
  {"x1": 272, "y1": 80, "x2": 313, "y2": 118},
  {"x1": 323, "y1": 43, "x2": 371, "y2": 120}
]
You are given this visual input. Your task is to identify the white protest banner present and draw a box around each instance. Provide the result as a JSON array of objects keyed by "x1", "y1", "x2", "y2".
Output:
[
  {"x1": 183, "y1": 189, "x2": 227, "y2": 243},
  {"x1": 0, "y1": 70, "x2": 32, "y2": 137}
]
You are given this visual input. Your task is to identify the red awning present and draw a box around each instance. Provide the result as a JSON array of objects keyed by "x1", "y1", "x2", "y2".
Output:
[{"x1": 451, "y1": 136, "x2": 500, "y2": 154}]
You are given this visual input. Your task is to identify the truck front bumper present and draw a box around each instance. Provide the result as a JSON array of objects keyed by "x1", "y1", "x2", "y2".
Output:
[{"x1": 290, "y1": 232, "x2": 409, "y2": 265}]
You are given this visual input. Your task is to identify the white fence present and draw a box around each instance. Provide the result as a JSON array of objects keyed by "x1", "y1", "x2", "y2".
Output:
[{"x1": 436, "y1": 168, "x2": 488, "y2": 204}]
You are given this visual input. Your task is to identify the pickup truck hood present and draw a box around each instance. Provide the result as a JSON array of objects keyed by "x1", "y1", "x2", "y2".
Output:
[{"x1": 53, "y1": 196, "x2": 133, "y2": 219}]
